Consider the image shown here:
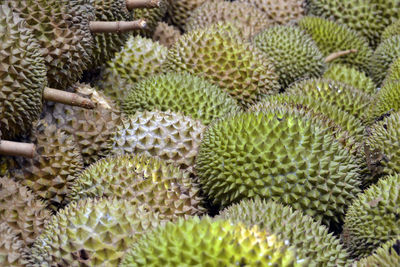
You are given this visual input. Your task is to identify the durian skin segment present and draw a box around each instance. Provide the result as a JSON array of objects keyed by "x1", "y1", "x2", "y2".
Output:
[
  {"x1": 342, "y1": 173, "x2": 400, "y2": 258},
  {"x1": 67, "y1": 154, "x2": 206, "y2": 218},
  {"x1": 167, "y1": 0, "x2": 208, "y2": 30},
  {"x1": 383, "y1": 57, "x2": 400, "y2": 85},
  {"x1": 253, "y1": 25, "x2": 326, "y2": 89},
  {"x1": 121, "y1": 72, "x2": 242, "y2": 125},
  {"x1": 27, "y1": 198, "x2": 169, "y2": 266},
  {"x1": 0, "y1": 3, "x2": 46, "y2": 139},
  {"x1": 370, "y1": 82, "x2": 400, "y2": 120},
  {"x1": 218, "y1": 198, "x2": 352, "y2": 267},
  {"x1": 165, "y1": 23, "x2": 280, "y2": 108},
  {"x1": 0, "y1": 222, "x2": 25, "y2": 267},
  {"x1": 133, "y1": 0, "x2": 168, "y2": 37},
  {"x1": 152, "y1": 22, "x2": 181, "y2": 48},
  {"x1": 297, "y1": 16, "x2": 373, "y2": 74},
  {"x1": 355, "y1": 237, "x2": 400, "y2": 266},
  {"x1": 195, "y1": 110, "x2": 361, "y2": 225},
  {"x1": 120, "y1": 216, "x2": 305, "y2": 266},
  {"x1": 381, "y1": 19, "x2": 400, "y2": 41}
]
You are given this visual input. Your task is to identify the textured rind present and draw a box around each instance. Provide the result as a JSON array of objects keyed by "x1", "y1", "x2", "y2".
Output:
[
  {"x1": 383, "y1": 57, "x2": 400, "y2": 85},
  {"x1": 0, "y1": 177, "x2": 50, "y2": 245},
  {"x1": 133, "y1": 0, "x2": 168, "y2": 37},
  {"x1": 298, "y1": 16, "x2": 373, "y2": 73},
  {"x1": 185, "y1": 1, "x2": 272, "y2": 40},
  {"x1": 218, "y1": 198, "x2": 351, "y2": 266},
  {"x1": 355, "y1": 237, "x2": 400, "y2": 266},
  {"x1": 195, "y1": 110, "x2": 361, "y2": 225},
  {"x1": 68, "y1": 154, "x2": 205, "y2": 217},
  {"x1": 96, "y1": 35, "x2": 168, "y2": 103},
  {"x1": 7, "y1": 121, "x2": 84, "y2": 210},
  {"x1": 0, "y1": 4, "x2": 46, "y2": 139},
  {"x1": 323, "y1": 64, "x2": 376, "y2": 94},
  {"x1": 108, "y1": 110, "x2": 205, "y2": 173},
  {"x1": 27, "y1": 198, "x2": 170, "y2": 266},
  {"x1": 381, "y1": 19, "x2": 400, "y2": 41},
  {"x1": 120, "y1": 217, "x2": 305, "y2": 266},
  {"x1": 152, "y1": 22, "x2": 181, "y2": 48},
  {"x1": 342, "y1": 174, "x2": 400, "y2": 258},
  {"x1": 238, "y1": 0, "x2": 304, "y2": 24},
  {"x1": 7, "y1": 0, "x2": 94, "y2": 89},
  {"x1": 370, "y1": 35, "x2": 400, "y2": 86},
  {"x1": 165, "y1": 23, "x2": 280, "y2": 107},
  {"x1": 167, "y1": 0, "x2": 208, "y2": 30},
  {"x1": 121, "y1": 72, "x2": 241, "y2": 125},
  {"x1": 44, "y1": 84, "x2": 123, "y2": 166},
  {"x1": 0, "y1": 222, "x2": 25, "y2": 266},
  {"x1": 370, "y1": 82, "x2": 400, "y2": 119},
  {"x1": 253, "y1": 25, "x2": 325, "y2": 88}
]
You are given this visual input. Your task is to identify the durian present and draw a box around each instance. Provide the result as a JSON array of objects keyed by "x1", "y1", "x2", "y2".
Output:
[
  {"x1": 0, "y1": 222, "x2": 25, "y2": 266},
  {"x1": 152, "y1": 22, "x2": 181, "y2": 48},
  {"x1": 355, "y1": 237, "x2": 400, "y2": 266}
]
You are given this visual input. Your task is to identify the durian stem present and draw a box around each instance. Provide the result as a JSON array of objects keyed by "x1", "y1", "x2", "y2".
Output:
[
  {"x1": 43, "y1": 87, "x2": 95, "y2": 109},
  {"x1": 89, "y1": 20, "x2": 147, "y2": 33},
  {"x1": 324, "y1": 49, "x2": 358, "y2": 63},
  {"x1": 126, "y1": 0, "x2": 159, "y2": 9},
  {"x1": 0, "y1": 141, "x2": 35, "y2": 158}
]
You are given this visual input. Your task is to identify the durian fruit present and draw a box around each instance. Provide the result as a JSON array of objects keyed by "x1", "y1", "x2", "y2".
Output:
[
  {"x1": 237, "y1": 0, "x2": 305, "y2": 25},
  {"x1": 342, "y1": 173, "x2": 400, "y2": 258},
  {"x1": 0, "y1": 176, "x2": 50, "y2": 245},
  {"x1": 0, "y1": 222, "x2": 25, "y2": 266},
  {"x1": 370, "y1": 35, "x2": 400, "y2": 86},
  {"x1": 133, "y1": 0, "x2": 168, "y2": 37},
  {"x1": 44, "y1": 84, "x2": 124, "y2": 166},
  {"x1": 218, "y1": 198, "x2": 351, "y2": 266},
  {"x1": 27, "y1": 198, "x2": 170, "y2": 266},
  {"x1": 96, "y1": 35, "x2": 168, "y2": 103},
  {"x1": 370, "y1": 82, "x2": 400, "y2": 120},
  {"x1": 167, "y1": 0, "x2": 208, "y2": 30},
  {"x1": 184, "y1": 1, "x2": 272, "y2": 40},
  {"x1": 152, "y1": 22, "x2": 181, "y2": 48},
  {"x1": 195, "y1": 110, "x2": 361, "y2": 225},
  {"x1": 355, "y1": 237, "x2": 400, "y2": 266},
  {"x1": 68, "y1": 154, "x2": 205, "y2": 217},
  {"x1": 323, "y1": 64, "x2": 376, "y2": 94},
  {"x1": 121, "y1": 72, "x2": 241, "y2": 125},
  {"x1": 7, "y1": 121, "x2": 84, "y2": 210},
  {"x1": 120, "y1": 216, "x2": 305, "y2": 266},
  {"x1": 297, "y1": 16, "x2": 373, "y2": 73},
  {"x1": 383, "y1": 57, "x2": 400, "y2": 85},
  {"x1": 165, "y1": 23, "x2": 280, "y2": 107},
  {"x1": 253, "y1": 25, "x2": 326, "y2": 89},
  {"x1": 381, "y1": 19, "x2": 400, "y2": 41},
  {"x1": 108, "y1": 110, "x2": 205, "y2": 173}
]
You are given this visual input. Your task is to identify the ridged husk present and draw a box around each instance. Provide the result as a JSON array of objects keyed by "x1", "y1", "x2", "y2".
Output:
[
  {"x1": 0, "y1": 222, "x2": 25, "y2": 266},
  {"x1": 383, "y1": 57, "x2": 400, "y2": 85},
  {"x1": 133, "y1": 0, "x2": 168, "y2": 37},
  {"x1": 152, "y1": 22, "x2": 181, "y2": 48},
  {"x1": 355, "y1": 237, "x2": 400, "y2": 266},
  {"x1": 370, "y1": 81, "x2": 400, "y2": 120},
  {"x1": 381, "y1": 19, "x2": 400, "y2": 41},
  {"x1": 167, "y1": 0, "x2": 208, "y2": 30}
]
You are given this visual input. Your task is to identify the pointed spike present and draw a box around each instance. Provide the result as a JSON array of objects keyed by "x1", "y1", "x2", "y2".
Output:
[
  {"x1": 126, "y1": 0, "x2": 160, "y2": 9},
  {"x1": 89, "y1": 20, "x2": 147, "y2": 33},
  {"x1": 0, "y1": 140, "x2": 36, "y2": 158},
  {"x1": 43, "y1": 87, "x2": 95, "y2": 109}
]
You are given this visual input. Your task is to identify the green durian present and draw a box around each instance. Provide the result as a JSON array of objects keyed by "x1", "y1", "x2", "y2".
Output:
[
  {"x1": 120, "y1": 217, "x2": 306, "y2": 266},
  {"x1": 152, "y1": 22, "x2": 181, "y2": 48},
  {"x1": 133, "y1": 0, "x2": 168, "y2": 37},
  {"x1": 195, "y1": 110, "x2": 361, "y2": 225},
  {"x1": 370, "y1": 81, "x2": 400, "y2": 119},
  {"x1": 218, "y1": 198, "x2": 351, "y2": 266},
  {"x1": 383, "y1": 57, "x2": 400, "y2": 85},
  {"x1": 355, "y1": 237, "x2": 400, "y2": 266},
  {"x1": 342, "y1": 173, "x2": 400, "y2": 258},
  {"x1": 121, "y1": 72, "x2": 241, "y2": 125},
  {"x1": 0, "y1": 222, "x2": 25, "y2": 266},
  {"x1": 167, "y1": 0, "x2": 208, "y2": 30},
  {"x1": 253, "y1": 25, "x2": 326, "y2": 89}
]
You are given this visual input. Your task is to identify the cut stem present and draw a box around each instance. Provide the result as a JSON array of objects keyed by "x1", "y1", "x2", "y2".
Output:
[
  {"x1": 89, "y1": 20, "x2": 147, "y2": 33},
  {"x1": 43, "y1": 87, "x2": 95, "y2": 109},
  {"x1": 0, "y1": 140, "x2": 36, "y2": 158},
  {"x1": 126, "y1": 0, "x2": 159, "y2": 9},
  {"x1": 325, "y1": 49, "x2": 358, "y2": 63}
]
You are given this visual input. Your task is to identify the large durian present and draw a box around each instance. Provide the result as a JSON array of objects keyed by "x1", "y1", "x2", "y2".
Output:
[
  {"x1": 0, "y1": 222, "x2": 25, "y2": 266},
  {"x1": 152, "y1": 22, "x2": 181, "y2": 48},
  {"x1": 355, "y1": 237, "x2": 400, "y2": 266}
]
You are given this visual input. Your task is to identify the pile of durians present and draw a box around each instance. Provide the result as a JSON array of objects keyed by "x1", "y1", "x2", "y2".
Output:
[{"x1": 1, "y1": 0, "x2": 400, "y2": 266}]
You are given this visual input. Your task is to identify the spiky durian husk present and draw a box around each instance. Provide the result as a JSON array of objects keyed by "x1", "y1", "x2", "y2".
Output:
[
  {"x1": 342, "y1": 174, "x2": 400, "y2": 258},
  {"x1": 7, "y1": 0, "x2": 94, "y2": 89},
  {"x1": 108, "y1": 110, "x2": 205, "y2": 173},
  {"x1": 0, "y1": 4, "x2": 46, "y2": 139},
  {"x1": 96, "y1": 35, "x2": 168, "y2": 103},
  {"x1": 370, "y1": 35, "x2": 400, "y2": 86},
  {"x1": 297, "y1": 16, "x2": 373, "y2": 73},
  {"x1": 27, "y1": 198, "x2": 170, "y2": 266},
  {"x1": 133, "y1": 0, "x2": 168, "y2": 37},
  {"x1": 355, "y1": 237, "x2": 400, "y2": 266},
  {"x1": 152, "y1": 22, "x2": 181, "y2": 48},
  {"x1": 120, "y1": 217, "x2": 305, "y2": 266},
  {"x1": 370, "y1": 82, "x2": 400, "y2": 120},
  {"x1": 68, "y1": 154, "x2": 205, "y2": 217},
  {"x1": 0, "y1": 177, "x2": 50, "y2": 246},
  {"x1": 44, "y1": 84, "x2": 123, "y2": 166},
  {"x1": 381, "y1": 19, "x2": 400, "y2": 41},
  {"x1": 237, "y1": 0, "x2": 304, "y2": 24},
  {"x1": 323, "y1": 64, "x2": 376, "y2": 94},
  {"x1": 7, "y1": 121, "x2": 84, "y2": 210},
  {"x1": 167, "y1": 0, "x2": 208, "y2": 30},
  {"x1": 195, "y1": 110, "x2": 361, "y2": 225},
  {"x1": 383, "y1": 57, "x2": 400, "y2": 85},
  {"x1": 165, "y1": 23, "x2": 280, "y2": 107},
  {"x1": 253, "y1": 25, "x2": 326, "y2": 89},
  {"x1": 0, "y1": 222, "x2": 25, "y2": 266},
  {"x1": 218, "y1": 198, "x2": 351, "y2": 266},
  {"x1": 121, "y1": 72, "x2": 241, "y2": 125},
  {"x1": 184, "y1": 1, "x2": 272, "y2": 40}
]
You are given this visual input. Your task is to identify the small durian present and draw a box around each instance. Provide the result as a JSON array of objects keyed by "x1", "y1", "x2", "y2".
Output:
[
  {"x1": 342, "y1": 173, "x2": 400, "y2": 258},
  {"x1": 120, "y1": 217, "x2": 305, "y2": 266},
  {"x1": 0, "y1": 222, "x2": 25, "y2": 266},
  {"x1": 355, "y1": 237, "x2": 400, "y2": 266},
  {"x1": 152, "y1": 22, "x2": 181, "y2": 48},
  {"x1": 167, "y1": 0, "x2": 208, "y2": 30},
  {"x1": 121, "y1": 72, "x2": 241, "y2": 125}
]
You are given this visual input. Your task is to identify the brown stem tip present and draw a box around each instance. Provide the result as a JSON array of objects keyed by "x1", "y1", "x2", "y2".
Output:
[
  {"x1": 126, "y1": 0, "x2": 160, "y2": 9},
  {"x1": 43, "y1": 87, "x2": 95, "y2": 109},
  {"x1": 325, "y1": 49, "x2": 358, "y2": 63},
  {"x1": 0, "y1": 140, "x2": 36, "y2": 158},
  {"x1": 89, "y1": 20, "x2": 147, "y2": 33}
]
